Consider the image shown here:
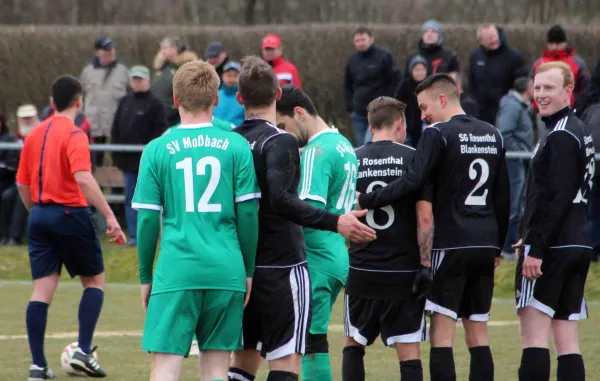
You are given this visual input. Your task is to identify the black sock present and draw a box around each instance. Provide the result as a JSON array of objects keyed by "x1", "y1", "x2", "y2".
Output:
[
  {"x1": 266, "y1": 370, "x2": 298, "y2": 381},
  {"x1": 469, "y1": 346, "x2": 494, "y2": 381},
  {"x1": 518, "y1": 347, "x2": 550, "y2": 381},
  {"x1": 78, "y1": 288, "x2": 104, "y2": 354},
  {"x1": 26, "y1": 301, "x2": 49, "y2": 367},
  {"x1": 342, "y1": 346, "x2": 365, "y2": 381},
  {"x1": 430, "y1": 347, "x2": 456, "y2": 381},
  {"x1": 228, "y1": 367, "x2": 256, "y2": 381},
  {"x1": 400, "y1": 359, "x2": 423, "y2": 381},
  {"x1": 557, "y1": 354, "x2": 584, "y2": 381}
]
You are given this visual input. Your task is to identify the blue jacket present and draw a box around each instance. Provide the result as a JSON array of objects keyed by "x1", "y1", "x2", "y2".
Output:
[
  {"x1": 495, "y1": 91, "x2": 533, "y2": 152},
  {"x1": 214, "y1": 85, "x2": 245, "y2": 127}
]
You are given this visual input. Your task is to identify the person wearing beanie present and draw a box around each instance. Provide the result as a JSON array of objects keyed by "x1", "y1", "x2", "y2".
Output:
[
  {"x1": 395, "y1": 55, "x2": 428, "y2": 147},
  {"x1": 403, "y1": 19, "x2": 460, "y2": 79},
  {"x1": 468, "y1": 24, "x2": 528, "y2": 124},
  {"x1": 214, "y1": 61, "x2": 245, "y2": 126},
  {"x1": 531, "y1": 24, "x2": 590, "y2": 110}
]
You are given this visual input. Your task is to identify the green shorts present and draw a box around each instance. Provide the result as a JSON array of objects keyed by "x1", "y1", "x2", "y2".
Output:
[
  {"x1": 142, "y1": 289, "x2": 244, "y2": 356},
  {"x1": 309, "y1": 268, "x2": 344, "y2": 335}
]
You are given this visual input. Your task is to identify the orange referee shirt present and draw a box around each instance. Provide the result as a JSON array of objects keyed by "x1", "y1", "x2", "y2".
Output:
[{"x1": 16, "y1": 115, "x2": 92, "y2": 207}]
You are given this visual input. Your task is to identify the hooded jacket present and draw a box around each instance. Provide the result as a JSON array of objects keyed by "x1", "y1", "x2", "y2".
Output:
[
  {"x1": 495, "y1": 91, "x2": 533, "y2": 152},
  {"x1": 344, "y1": 44, "x2": 402, "y2": 116},
  {"x1": 395, "y1": 55, "x2": 427, "y2": 146},
  {"x1": 469, "y1": 27, "x2": 528, "y2": 125},
  {"x1": 80, "y1": 57, "x2": 130, "y2": 137},
  {"x1": 150, "y1": 50, "x2": 199, "y2": 126},
  {"x1": 404, "y1": 39, "x2": 459, "y2": 78},
  {"x1": 532, "y1": 47, "x2": 589, "y2": 109},
  {"x1": 214, "y1": 85, "x2": 245, "y2": 127}
]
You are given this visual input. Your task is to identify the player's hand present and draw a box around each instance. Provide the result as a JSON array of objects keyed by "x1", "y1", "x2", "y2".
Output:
[
  {"x1": 355, "y1": 192, "x2": 363, "y2": 211},
  {"x1": 140, "y1": 283, "x2": 152, "y2": 313},
  {"x1": 512, "y1": 239, "x2": 523, "y2": 257},
  {"x1": 522, "y1": 255, "x2": 543, "y2": 281},
  {"x1": 106, "y1": 215, "x2": 127, "y2": 244},
  {"x1": 412, "y1": 266, "x2": 433, "y2": 300},
  {"x1": 338, "y1": 210, "x2": 376, "y2": 243},
  {"x1": 495, "y1": 256, "x2": 502, "y2": 269},
  {"x1": 244, "y1": 277, "x2": 252, "y2": 308}
]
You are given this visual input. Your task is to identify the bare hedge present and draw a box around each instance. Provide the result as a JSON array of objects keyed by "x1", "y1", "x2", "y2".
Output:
[{"x1": 1, "y1": 24, "x2": 600, "y2": 135}]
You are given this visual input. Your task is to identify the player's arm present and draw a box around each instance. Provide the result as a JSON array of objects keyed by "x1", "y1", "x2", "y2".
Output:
[
  {"x1": 264, "y1": 133, "x2": 339, "y2": 231},
  {"x1": 494, "y1": 149, "x2": 510, "y2": 257},
  {"x1": 414, "y1": 181, "x2": 434, "y2": 299},
  {"x1": 358, "y1": 127, "x2": 444, "y2": 210},
  {"x1": 16, "y1": 140, "x2": 33, "y2": 210},
  {"x1": 523, "y1": 132, "x2": 581, "y2": 260}
]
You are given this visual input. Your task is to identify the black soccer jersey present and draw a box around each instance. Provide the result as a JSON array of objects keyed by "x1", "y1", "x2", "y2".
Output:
[
  {"x1": 358, "y1": 114, "x2": 510, "y2": 250},
  {"x1": 347, "y1": 141, "x2": 432, "y2": 299},
  {"x1": 234, "y1": 119, "x2": 339, "y2": 267},
  {"x1": 521, "y1": 107, "x2": 594, "y2": 259}
]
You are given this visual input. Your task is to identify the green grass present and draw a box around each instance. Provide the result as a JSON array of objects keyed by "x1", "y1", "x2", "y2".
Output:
[{"x1": 1, "y1": 241, "x2": 600, "y2": 380}]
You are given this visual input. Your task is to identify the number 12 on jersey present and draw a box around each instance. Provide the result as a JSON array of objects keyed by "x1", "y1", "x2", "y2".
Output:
[{"x1": 176, "y1": 156, "x2": 222, "y2": 212}]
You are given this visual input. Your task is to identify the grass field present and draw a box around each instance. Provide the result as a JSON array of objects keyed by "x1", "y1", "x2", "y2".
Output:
[{"x1": 2, "y1": 242, "x2": 600, "y2": 380}]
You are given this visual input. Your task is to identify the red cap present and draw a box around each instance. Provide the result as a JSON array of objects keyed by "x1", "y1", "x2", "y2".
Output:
[{"x1": 262, "y1": 34, "x2": 281, "y2": 49}]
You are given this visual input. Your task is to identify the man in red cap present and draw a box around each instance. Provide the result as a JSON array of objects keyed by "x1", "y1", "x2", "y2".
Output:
[{"x1": 262, "y1": 34, "x2": 302, "y2": 88}]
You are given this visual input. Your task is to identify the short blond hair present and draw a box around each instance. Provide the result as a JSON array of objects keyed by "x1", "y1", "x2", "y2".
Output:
[
  {"x1": 173, "y1": 60, "x2": 220, "y2": 112},
  {"x1": 535, "y1": 61, "x2": 574, "y2": 87}
]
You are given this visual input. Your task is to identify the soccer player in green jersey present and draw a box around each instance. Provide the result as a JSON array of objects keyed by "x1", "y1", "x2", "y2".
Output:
[
  {"x1": 275, "y1": 85, "x2": 358, "y2": 381},
  {"x1": 133, "y1": 60, "x2": 260, "y2": 381}
]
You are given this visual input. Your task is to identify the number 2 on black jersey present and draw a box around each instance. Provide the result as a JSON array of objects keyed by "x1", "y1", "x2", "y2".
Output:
[{"x1": 465, "y1": 158, "x2": 490, "y2": 206}]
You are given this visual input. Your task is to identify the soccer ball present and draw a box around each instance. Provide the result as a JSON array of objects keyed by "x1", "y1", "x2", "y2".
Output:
[{"x1": 60, "y1": 342, "x2": 98, "y2": 374}]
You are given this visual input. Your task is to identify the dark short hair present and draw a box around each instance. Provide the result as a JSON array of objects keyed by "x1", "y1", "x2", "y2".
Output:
[
  {"x1": 415, "y1": 73, "x2": 459, "y2": 100},
  {"x1": 51, "y1": 75, "x2": 83, "y2": 112},
  {"x1": 514, "y1": 77, "x2": 531, "y2": 94},
  {"x1": 367, "y1": 97, "x2": 406, "y2": 130},
  {"x1": 238, "y1": 56, "x2": 279, "y2": 108},
  {"x1": 276, "y1": 85, "x2": 318, "y2": 117},
  {"x1": 354, "y1": 26, "x2": 373, "y2": 37}
]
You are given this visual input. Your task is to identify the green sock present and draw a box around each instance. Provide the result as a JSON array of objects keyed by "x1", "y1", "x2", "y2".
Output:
[{"x1": 302, "y1": 353, "x2": 332, "y2": 381}]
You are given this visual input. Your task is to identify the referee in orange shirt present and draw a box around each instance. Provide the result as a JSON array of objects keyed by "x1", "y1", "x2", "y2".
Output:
[{"x1": 16, "y1": 75, "x2": 126, "y2": 380}]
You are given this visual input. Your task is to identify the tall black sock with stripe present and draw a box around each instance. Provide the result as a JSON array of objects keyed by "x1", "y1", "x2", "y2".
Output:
[
  {"x1": 469, "y1": 346, "x2": 494, "y2": 381},
  {"x1": 430, "y1": 347, "x2": 456, "y2": 381},
  {"x1": 228, "y1": 367, "x2": 255, "y2": 381},
  {"x1": 557, "y1": 354, "x2": 585, "y2": 381},
  {"x1": 518, "y1": 347, "x2": 550, "y2": 381}
]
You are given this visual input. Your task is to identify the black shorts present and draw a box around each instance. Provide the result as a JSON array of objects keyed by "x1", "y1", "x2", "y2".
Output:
[
  {"x1": 28, "y1": 204, "x2": 103, "y2": 280},
  {"x1": 426, "y1": 248, "x2": 496, "y2": 321},
  {"x1": 516, "y1": 247, "x2": 590, "y2": 320},
  {"x1": 242, "y1": 263, "x2": 312, "y2": 360},
  {"x1": 344, "y1": 293, "x2": 426, "y2": 346}
]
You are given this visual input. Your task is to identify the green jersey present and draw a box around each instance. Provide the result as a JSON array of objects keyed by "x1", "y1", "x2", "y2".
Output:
[
  {"x1": 133, "y1": 123, "x2": 261, "y2": 295},
  {"x1": 298, "y1": 129, "x2": 358, "y2": 282}
]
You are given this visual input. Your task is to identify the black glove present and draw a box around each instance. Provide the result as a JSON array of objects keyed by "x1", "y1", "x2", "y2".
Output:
[{"x1": 412, "y1": 265, "x2": 433, "y2": 300}]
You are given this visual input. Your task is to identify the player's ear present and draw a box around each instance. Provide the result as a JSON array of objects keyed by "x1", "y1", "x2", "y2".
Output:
[
  {"x1": 564, "y1": 83, "x2": 574, "y2": 102},
  {"x1": 275, "y1": 86, "x2": 283, "y2": 101},
  {"x1": 294, "y1": 106, "x2": 304, "y2": 120},
  {"x1": 236, "y1": 91, "x2": 245, "y2": 106},
  {"x1": 213, "y1": 92, "x2": 219, "y2": 107},
  {"x1": 439, "y1": 93, "x2": 447, "y2": 108},
  {"x1": 173, "y1": 94, "x2": 180, "y2": 108}
]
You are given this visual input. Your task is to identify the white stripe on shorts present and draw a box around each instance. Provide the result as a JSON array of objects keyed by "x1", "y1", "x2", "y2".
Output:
[
  {"x1": 432, "y1": 250, "x2": 446, "y2": 277},
  {"x1": 264, "y1": 265, "x2": 311, "y2": 361}
]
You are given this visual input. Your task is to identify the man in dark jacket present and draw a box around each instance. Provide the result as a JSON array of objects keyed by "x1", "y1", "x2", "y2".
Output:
[
  {"x1": 404, "y1": 19, "x2": 460, "y2": 78},
  {"x1": 111, "y1": 65, "x2": 167, "y2": 246},
  {"x1": 344, "y1": 26, "x2": 401, "y2": 147},
  {"x1": 205, "y1": 41, "x2": 230, "y2": 85},
  {"x1": 395, "y1": 55, "x2": 428, "y2": 147},
  {"x1": 495, "y1": 77, "x2": 534, "y2": 259},
  {"x1": 469, "y1": 24, "x2": 528, "y2": 124}
]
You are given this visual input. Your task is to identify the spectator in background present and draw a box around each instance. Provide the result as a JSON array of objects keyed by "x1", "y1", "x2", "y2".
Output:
[
  {"x1": 395, "y1": 55, "x2": 428, "y2": 147},
  {"x1": 449, "y1": 72, "x2": 479, "y2": 118},
  {"x1": 404, "y1": 19, "x2": 460, "y2": 78},
  {"x1": 261, "y1": 33, "x2": 302, "y2": 87},
  {"x1": 0, "y1": 112, "x2": 19, "y2": 245},
  {"x1": 532, "y1": 24, "x2": 589, "y2": 109},
  {"x1": 495, "y1": 77, "x2": 534, "y2": 259},
  {"x1": 111, "y1": 65, "x2": 167, "y2": 247},
  {"x1": 214, "y1": 61, "x2": 245, "y2": 126},
  {"x1": 205, "y1": 42, "x2": 230, "y2": 84},
  {"x1": 469, "y1": 24, "x2": 527, "y2": 124},
  {"x1": 344, "y1": 26, "x2": 401, "y2": 146},
  {"x1": 80, "y1": 37, "x2": 129, "y2": 166},
  {"x1": 151, "y1": 36, "x2": 199, "y2": 126},
  {"x1": 575, "y1": 61, "x2": 600, "y2": 262},
  {"x1": 1, "y1": 105, "x2": 38, "y2": 245}
]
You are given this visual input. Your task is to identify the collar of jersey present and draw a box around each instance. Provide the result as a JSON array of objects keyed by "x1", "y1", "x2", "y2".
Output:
[
  {"x1": 177, "y1": 123, "x2": 213, "y2": 129},
  {"x1": 308, "y1": 128, "x2": 337, "y2": 144}
]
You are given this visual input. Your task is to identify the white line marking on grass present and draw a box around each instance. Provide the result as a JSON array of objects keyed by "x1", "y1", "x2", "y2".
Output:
[{"x1": 0, "y1": 321, "x2": 520, "y2": 341}]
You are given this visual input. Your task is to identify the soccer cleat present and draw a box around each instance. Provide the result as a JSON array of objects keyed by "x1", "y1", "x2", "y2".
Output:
[
  {"x1": 70, "y1": 348, "x2": 106, "y2": 378},
  {"x1": 28, "y1": 364, "x2": 56, "y2": 380}
]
